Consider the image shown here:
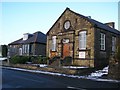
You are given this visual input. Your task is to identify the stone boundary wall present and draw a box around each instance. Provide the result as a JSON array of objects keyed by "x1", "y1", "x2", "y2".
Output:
[{"x1": 1, "y1": 62, "x2": 95, "y2": 75}]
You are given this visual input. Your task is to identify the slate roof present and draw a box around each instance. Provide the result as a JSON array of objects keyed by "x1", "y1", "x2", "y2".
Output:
[
  {"x1": 87, "y1": 18, "x2": 120, "y2": 35},
  {"x1": 24, "y1": 31, "x2": 46, "y2": 44},
  {"x1": 47, "y1": 8, "x2": 120, "y2": 35},
  {"x1": 9, "y1": 38, "x2": 23, "y2": 45},
  {"x1": 9, "y1": 31, "x2": 46, "y2": 45}
]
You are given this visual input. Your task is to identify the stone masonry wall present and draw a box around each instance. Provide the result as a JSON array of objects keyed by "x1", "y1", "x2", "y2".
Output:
[
  {"x1": 47, "y1": 8, "x2": 95, "y2": 67},
  {"x1": 94, "y1": 28, "x2": 119, "y2": 68},
  {"x1": 108, "y1": 36, "x2": 120, "y2": 80}
]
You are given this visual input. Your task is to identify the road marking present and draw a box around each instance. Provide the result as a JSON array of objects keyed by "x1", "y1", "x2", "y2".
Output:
[{"x1": 67, "y1": 86, "x2": 86, "y2": 90}]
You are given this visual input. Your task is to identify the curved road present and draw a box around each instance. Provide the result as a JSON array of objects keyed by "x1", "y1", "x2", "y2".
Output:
[{"x1": 2, "y1": 68, "x2": 120, "y2": 89}]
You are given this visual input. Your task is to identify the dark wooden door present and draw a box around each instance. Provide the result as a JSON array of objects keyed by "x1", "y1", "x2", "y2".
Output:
[{"x1": 63, "y1": 44, "x2": 70, "y2": 58}]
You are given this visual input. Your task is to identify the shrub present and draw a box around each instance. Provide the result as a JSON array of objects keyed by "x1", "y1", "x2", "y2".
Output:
[
  {"x1": 31, "y1": 56, "x2": 48, "y2": 64},
  {"x1": 41, "y1": 56, "x2": 49, "y2": 64},
  {"x1": 49, "y1": 56, "x2": 60, "y2": 65},
  {"x1": 10, "y1": 55, "x2": 30, "y2": 64},
  {"x1": 62, "y1": 56, "x2": 72, "y2": 66}
]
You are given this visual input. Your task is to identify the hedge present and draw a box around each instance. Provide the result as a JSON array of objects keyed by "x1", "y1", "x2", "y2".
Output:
[
  {"x1": 10, "y1": 55, "x2": 48, "y2": 64},
  {"x1": 31, "y1": 56, "x2": 48, "y2": 64},
  {"x1": 10, "y1": 55, "x2": 30, "y2": 64}
]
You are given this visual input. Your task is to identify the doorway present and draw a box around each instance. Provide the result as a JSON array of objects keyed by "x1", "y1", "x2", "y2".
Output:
[{"x1": 63, "y1": 43, "x2": 70, "y2": 58}]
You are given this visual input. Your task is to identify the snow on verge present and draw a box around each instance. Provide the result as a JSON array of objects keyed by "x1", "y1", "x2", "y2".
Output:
[
  {"x1": 39, "y1": 64, "x2": 47, "y2": 67},
  {"x1": 62, "y1": 66, "x2": 88, "y2": 69},
  {"x1": 0, "y1": 58, "x2": 7, "y2": 61},
  {"x1": 32, "y1": 64, "x2": 47, "y2": 67},
  {"x1": 2, "y1": 66, "x2": 120, "y2": 83},
  {"x1": 88, "y1": 66, "x2": 108, "y2": 78}
]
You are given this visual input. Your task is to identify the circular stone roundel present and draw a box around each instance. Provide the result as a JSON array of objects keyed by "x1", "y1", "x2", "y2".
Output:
[{"x1": 64, "y1": 20, "x2": 71, "y2": 30}]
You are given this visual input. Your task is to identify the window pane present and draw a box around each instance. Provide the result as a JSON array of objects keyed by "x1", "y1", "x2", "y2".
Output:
[
  {"x1": 22, "y1": 45, "x2": 24, "y2": 54},
  {"x1": 100, "y1": 33, "x2": 105, "y2": 50},
  {"x1": 51, "y1": 36, "x2": 56, "y2": 51},
  {"x1": 27, "y1": 44, "x2": 29, "y2": 54},
  {"x1": 79, "y1": 31, "x2": 86, "y2": 49},
  {"x1": 112, "y1": 36, "x2": 116, "y2": 52}
]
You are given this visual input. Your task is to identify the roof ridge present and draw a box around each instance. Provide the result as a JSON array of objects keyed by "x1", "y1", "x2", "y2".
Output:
[
  {"x1": 47, "y1": 7, "x2": 120, "y2": 35},
  {"x1": 69, "y1": 8, "x2": 120, "y2": 34}
]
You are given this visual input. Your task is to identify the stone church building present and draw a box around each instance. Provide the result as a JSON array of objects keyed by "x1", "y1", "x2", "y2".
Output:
[{"x1": 46, "y1": 8, "x2": 120, "y2": 68}]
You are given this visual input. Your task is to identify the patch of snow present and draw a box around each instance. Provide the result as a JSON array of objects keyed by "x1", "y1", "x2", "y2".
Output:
[
  {"x1": 32, "y1": 64, "x2": 47, "y2": 67},
  {"x1": 88, "y1": 66, "x2": 108, "y2": 78},
  {"x1": 39, "y1": 64, "x2": 47, "y2": 67},
  {"x1": 62, "y1": 66, "x2": 88, "y2": 69},
  {"x1": 2, "y1": 66, "x2": 120, "y2": 83},
  {"x1": 0, "y1": 58, "x2": 7, "y2": 61}
]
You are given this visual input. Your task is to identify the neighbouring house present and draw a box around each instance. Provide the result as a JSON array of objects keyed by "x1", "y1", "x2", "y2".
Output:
[
  {"x1": 46, "y1": 8, "x2": 120, "y2": 68},
  {"x1": 8, "y1": 31, "x2": 46, "y2": 58},
  {"x1": 0, "y1": 45, "x2": 8, "y2": 57}
]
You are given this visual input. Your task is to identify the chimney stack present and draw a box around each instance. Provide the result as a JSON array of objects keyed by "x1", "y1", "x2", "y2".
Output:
[
  {"x1": 23, "y1": 33, "x2": 30, "y2": 40},
  {"x1": 105, "y1": 22, "x2": 115, "y2": 28}
]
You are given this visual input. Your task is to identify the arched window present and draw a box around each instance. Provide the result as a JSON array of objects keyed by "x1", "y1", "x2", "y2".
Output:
[
  {"x1": 79, "y1": 31, "x2": 87, "y2": 50},
  {"x1": 51, "y1": 36, "x2": 56, "y2": 51}
]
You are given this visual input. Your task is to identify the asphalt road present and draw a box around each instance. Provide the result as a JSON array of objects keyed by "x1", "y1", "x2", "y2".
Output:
[{"x1": 2, "y1": 68, "x2": 120, "y2": 89}]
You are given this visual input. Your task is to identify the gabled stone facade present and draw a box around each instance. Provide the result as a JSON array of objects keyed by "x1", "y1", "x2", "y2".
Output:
[{"x1": 47, "y1": 8, "x2": 120, "y2": 68}]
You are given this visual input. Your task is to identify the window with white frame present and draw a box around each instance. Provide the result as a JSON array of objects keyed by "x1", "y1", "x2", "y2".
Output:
[
  {"x1": 27, "y1": 44, "x2": 29, "y2": 54},
  {"x1": 100, "y1": 33, "x2": 105, "y2": 50},
  {"x1": 79, "y1": 31, "x2": 87, "y2": 49},
  {"x1": 22, "y1": 44, "x2": 29, "y2": 54},
  {"x1": 112, "y1": 36, "x2": 116, "y2": 52},
  {"x1": 25, "y1": 45, "x2": 27, "y2": 53},
  {"x1": 22, "y1": 45, "x2": 25, "y2": 54},
  {"x1": 51, "y1": 36, "x2": 56, "y2": 51},
  {"x1": 19, "y1": 48, "x2": 22, "y2": 55}
]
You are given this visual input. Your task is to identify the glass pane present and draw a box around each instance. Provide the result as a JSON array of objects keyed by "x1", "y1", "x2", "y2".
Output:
[
  {"x1": 79, "y1": 31, "x2": 86, "y2": 49},
  {"x1": 52, "y1": 36, "x2": 56, "y2": 51}
]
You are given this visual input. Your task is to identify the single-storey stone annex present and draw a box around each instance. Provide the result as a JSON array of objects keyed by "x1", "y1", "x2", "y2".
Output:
[{"x1": 46, "y1": 8, "x2": 120, "y2": 68}]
